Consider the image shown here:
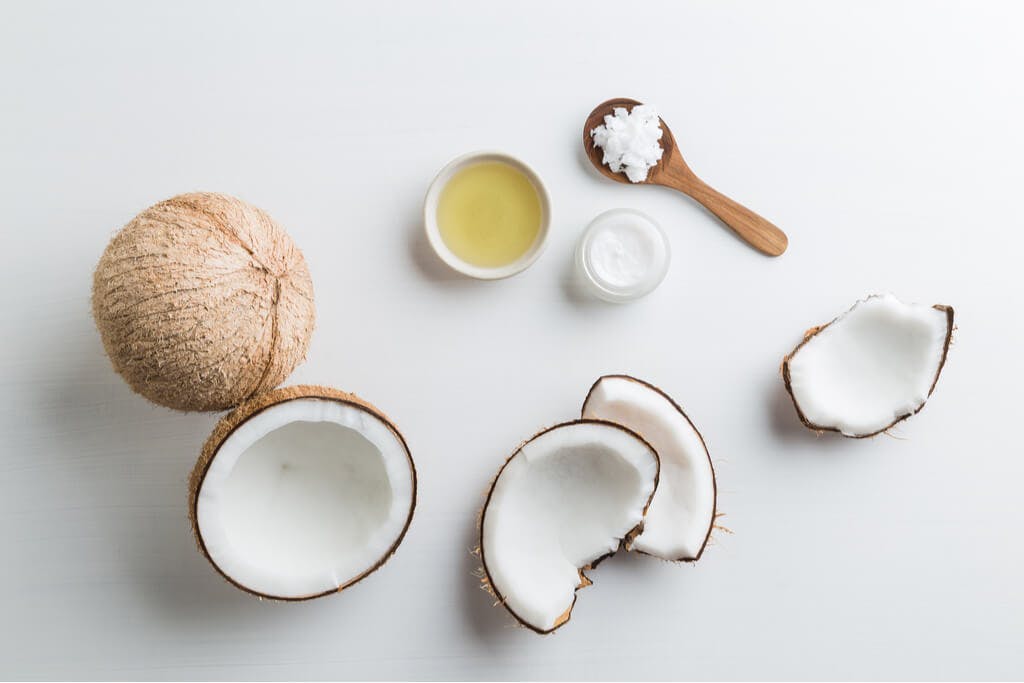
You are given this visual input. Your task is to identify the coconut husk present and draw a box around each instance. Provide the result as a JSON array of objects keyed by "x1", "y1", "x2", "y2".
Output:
[{"x1": 92, "y1": 192, "x2": 315, "y2": 412}]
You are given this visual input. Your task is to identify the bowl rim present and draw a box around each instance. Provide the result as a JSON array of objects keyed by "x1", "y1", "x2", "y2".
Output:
[{"x1": 423, "y1": 151, "x2": 551, "y2": 280}]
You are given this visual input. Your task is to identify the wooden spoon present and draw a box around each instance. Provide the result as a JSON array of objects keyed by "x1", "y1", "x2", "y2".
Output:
[{"x1": 584, "y1": 98, "x2": 788, "y2": 256}]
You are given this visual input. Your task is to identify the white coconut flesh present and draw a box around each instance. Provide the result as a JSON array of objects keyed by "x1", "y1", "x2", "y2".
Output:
[
  {"x1": 582, "y1": 375, "x2": 716, "y2": 561},
  {"x1": 784, "y1": 294, "x2": 953, "y2": 437},
  {"x1": 481, "y1": 421, "x2": 658, "y2": 633},
  {"x1": 195, "y1": 398, "x2": 414, "y2": 599}
]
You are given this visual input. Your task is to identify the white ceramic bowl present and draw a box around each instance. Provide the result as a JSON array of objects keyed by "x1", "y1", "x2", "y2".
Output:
[{"x1": 423, "y1": 151, "x2": 551, "y2": 280}]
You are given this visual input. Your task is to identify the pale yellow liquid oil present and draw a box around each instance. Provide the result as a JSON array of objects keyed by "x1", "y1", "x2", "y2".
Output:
[{"x1": 436, "y1": 162, "x2": 542, "y2": 268}]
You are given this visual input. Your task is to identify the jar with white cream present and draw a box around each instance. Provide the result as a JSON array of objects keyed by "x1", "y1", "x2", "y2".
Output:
[{"x1": 575, "y1": 209, "x2": 670, "y2": 303}]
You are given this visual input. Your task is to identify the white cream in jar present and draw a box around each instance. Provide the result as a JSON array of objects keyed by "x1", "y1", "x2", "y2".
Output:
[{"x1": 575, "y1": 209, "x2": 670, "y2": 303}]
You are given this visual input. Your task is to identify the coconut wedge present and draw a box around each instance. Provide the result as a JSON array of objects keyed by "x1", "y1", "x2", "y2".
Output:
[
  {"x1": 480, "y1": 420, "x2": 659, "y2": 634},
  {"x1": 189, "y1": 385, "x2": 416, "y2": 600},
  {"x1": 783, "y1": 294, "x2": 954, "y2": 438},
  {"x1": 582, "y1": 375, "x2": 716, "y2": 562}
]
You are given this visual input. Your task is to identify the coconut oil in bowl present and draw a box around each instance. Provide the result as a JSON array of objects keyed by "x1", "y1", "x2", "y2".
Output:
[{"x1": 424, "y1": 152, "x2": 550, "y2": 279}]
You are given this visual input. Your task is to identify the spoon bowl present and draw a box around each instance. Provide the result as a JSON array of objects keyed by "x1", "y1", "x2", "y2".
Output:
[{"x1": 584, "y1": 97, "x2": 788, "y2": 256}]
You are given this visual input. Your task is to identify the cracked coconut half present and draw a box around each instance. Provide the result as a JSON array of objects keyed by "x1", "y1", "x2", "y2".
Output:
[
  {"x1": 582, "y1": 375, "x2": 716, "y2": 562},
  {"x1": 190, "y1": 385, "x2": 416, "y2": 600},
  {"x1": 783, "y1": 294, "x2": 954, "y2": 438},
  {"x1": 479, "y1": 420, "x2": 659, "y2": 634}
]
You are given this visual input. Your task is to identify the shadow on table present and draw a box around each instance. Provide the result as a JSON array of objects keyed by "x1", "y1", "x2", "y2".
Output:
[
  {"x1": 457, "y1": 504, "x2": 523, "y2": 646},
  {"x1": 406, "y1": 217, "x2": 478, "y2": 288},
  {"x1": 559, "y1": 248, "x2": 611, "y2": 310},
  {"x1": 764, "y1": 375, "x2": 868, "y2": 453},
  {"x1": 39, "y1": 312, "x2": 334, "y2": 630}
]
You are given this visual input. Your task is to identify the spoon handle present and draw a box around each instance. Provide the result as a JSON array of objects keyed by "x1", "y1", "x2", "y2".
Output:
[{"x1": 669, "y1": 174, "x2": 788, "y2": 256}]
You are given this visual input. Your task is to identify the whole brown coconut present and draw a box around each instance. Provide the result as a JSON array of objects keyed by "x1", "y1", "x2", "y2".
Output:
[{"x1": 92, "y1": 192, "x2": 315, "y2": 412}]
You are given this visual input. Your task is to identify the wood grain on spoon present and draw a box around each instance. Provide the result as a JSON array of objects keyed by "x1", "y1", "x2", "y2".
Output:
[{"x1": 584, "y1": 98, "x2": 788, "y2": 257}]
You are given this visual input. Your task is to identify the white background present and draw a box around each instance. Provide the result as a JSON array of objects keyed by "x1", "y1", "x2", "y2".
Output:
[{"x1": 2, "y1": 1, "x2": 1022, "y2": 680}]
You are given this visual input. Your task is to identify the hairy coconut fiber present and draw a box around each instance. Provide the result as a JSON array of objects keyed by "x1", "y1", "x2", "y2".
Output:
[{"x1": 92, "y1": 192, "x2": 315, "y2": 412}]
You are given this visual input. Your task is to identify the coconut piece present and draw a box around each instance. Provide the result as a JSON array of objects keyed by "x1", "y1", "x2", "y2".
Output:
[
  {"x1": 480, "y1": 420, "x2": 659, "y2": 634},
  {"x1": 582, "y1": 375, "x2": 716, "y2": 562},
  {"x1": 92, "y1": 192, "x2": 315, "y2": 412},
  {"x1": 189, "y1": 385, "x2": 416, "y2": 600},
  {"x1": 782, "y1": 294, "x2": 954, "y2": 438}
]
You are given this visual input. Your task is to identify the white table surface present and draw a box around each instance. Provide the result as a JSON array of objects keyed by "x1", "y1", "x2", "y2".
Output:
[{"x1": 2, "y1": 1, "x2": 1022, "y2": 680}]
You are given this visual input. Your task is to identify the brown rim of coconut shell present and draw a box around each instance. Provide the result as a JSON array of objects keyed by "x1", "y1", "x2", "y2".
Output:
[
  {"x1": 581, "y1": 374, "x2": 718, "y2": 563},
  {"x1": 478, "y1": 418, "x2": 660, "y2": 635},
  {"x1": 188, "y1": 384, "x2": 417, "y2": 601},
  {"x1": 781, "y1": 298, "x2": 955, "y2": 439}
]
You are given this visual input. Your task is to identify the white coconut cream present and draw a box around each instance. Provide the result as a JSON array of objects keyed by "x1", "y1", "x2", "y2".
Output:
[{"x1": 576, "y1": 209, "x2": 670, "y2": 303}]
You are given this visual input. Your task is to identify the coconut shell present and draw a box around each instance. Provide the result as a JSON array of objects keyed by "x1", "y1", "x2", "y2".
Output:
[
  {"x1": 478, "y1": 419, "x2": 659, "y2": 634},
  {"x1": 92, "y1": 192, "x2": 315, "y2": 411},
  {"x1": 189, "y1": 384, "x2": 417, "y2": 600},
  {"x1": 781, "y1": 299, "x2": 955, "y2": 438},
  {"x1": 581, "y1": 373, "x2": 718, "y2": 563}
]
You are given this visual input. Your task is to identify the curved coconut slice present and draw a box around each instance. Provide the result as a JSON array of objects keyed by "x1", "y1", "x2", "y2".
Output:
[
  {"x1": 582, "y1": 375, "x2": 716, "y2": 562},
  {"x1": 480, "y1": 420, "x2": 659, "y2": 634},
  {"x1": 189, "y1": 385, "x2": 416, "y2": 600},
  {"x1": 783, "y1": 294, "x2": 954, "y2": 438}
]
